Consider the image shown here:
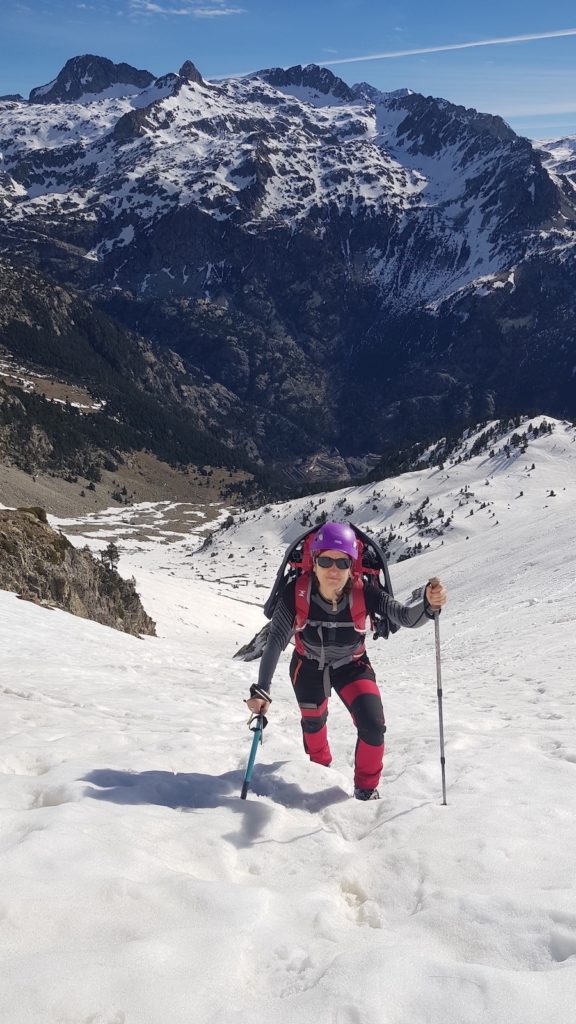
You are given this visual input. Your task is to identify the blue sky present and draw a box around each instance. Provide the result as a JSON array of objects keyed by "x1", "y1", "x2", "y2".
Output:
[{"x1": 2, "y1": 0, "x2": 576, "y2": 139}]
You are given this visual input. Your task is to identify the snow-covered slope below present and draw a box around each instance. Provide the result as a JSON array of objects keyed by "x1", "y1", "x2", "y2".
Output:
[
  {"x1": 190, "y1": 414, "x2": 575, "y2": 578},
  {"x1": 1, "y1": 416, "x2": 576, "y2": 1022}
]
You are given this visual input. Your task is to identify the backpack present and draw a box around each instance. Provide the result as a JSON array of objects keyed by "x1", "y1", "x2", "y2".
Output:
[{"x1": 263, "y1": 523, "x2": 399, "y2": 641}]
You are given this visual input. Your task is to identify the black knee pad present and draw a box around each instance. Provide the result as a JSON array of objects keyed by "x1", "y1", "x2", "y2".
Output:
[
  {"x1": 353, "y1": 693, "x2": 386, "y2": 745},
  {"x1": 301, "y1": 711, "x2": 328, "y2": 735}
]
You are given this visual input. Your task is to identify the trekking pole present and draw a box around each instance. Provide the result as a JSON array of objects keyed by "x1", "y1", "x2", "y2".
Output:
[
  {"x1": 240, "y1": 713, "x2": 265, "y2": 800},
  {"x1": 429, "y1": 577, "x2": 447, "y2": 806}
]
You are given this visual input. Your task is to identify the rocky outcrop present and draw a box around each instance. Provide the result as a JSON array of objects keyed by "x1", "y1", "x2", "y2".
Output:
[{"x1": 0, "y1": 507, "x2": 156, "y2": 635}]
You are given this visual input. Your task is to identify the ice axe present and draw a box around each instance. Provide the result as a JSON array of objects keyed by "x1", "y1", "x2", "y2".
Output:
[{"x1": 240, "y1": 712, "x2": 266, "y2": 800}]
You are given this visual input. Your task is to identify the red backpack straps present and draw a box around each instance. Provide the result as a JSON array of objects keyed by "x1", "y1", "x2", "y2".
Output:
[
  {"x1": 294, "y1": 572, "x2": 313, "y2": 632},
  {"x1": 349, "y1": 576, "x2": 368, "y2": 634},
  {"x1": 293, "y1": 572, "x2": 312, "y2": 655},
  {"x1": 295, "y1": 573, "x2": 367, "y2": 633}
]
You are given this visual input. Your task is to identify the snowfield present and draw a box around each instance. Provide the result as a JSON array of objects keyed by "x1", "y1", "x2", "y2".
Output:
[{"x1": 1, "y1": 416, "x2": 576, "y2": 1023}]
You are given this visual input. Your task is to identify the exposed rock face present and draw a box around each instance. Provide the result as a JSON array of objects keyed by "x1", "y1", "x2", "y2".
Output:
[
  {"x1": 0, "y1": 257, "x2": 319, "y2": 475},
  {"x1": 0, "y1": 507, "x2": 156, "y2": 635},
  {"x1": 0, "y1": 389, "x2": 53, "y2": 472},
  {"x1": 29, "y1": 55, "x2": 154, "y2": 104}
]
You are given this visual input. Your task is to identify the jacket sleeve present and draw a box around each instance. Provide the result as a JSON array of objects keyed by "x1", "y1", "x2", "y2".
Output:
[
  {"x1": 369, "y1": 584, "x2": 436, "y2": 629},
  {"x1": 254, "y1": 583, "x2": 296, "y2": 695}
]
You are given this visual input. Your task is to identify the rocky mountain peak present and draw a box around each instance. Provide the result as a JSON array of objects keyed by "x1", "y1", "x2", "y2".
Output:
[
  {"x1": 256, "y1": 63, "x2": 356, "y2": 102},
  {"x1": 392, "y1": 91, "x2": 517, "y2": 148},
  {"x1": 178, "y1": 60, "x2": 205, "y2": 86},
  {"x1": 29, "y1": 55, "x2": 155, "y2": 104},
  {"x1": 351, "y1": 81, "x2": 383, "y2": 102}
]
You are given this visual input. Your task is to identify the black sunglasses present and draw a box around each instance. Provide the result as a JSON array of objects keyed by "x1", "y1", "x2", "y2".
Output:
[{"x1": 315, "y1": 555, "x2": 352, "y2": 570}]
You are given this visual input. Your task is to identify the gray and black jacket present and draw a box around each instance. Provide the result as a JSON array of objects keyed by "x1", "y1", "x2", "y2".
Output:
[{"x1": 256, "y1": 580, "x2": 434, "y2": 696}]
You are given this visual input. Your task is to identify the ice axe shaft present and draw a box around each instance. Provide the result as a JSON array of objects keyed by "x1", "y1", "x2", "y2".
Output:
[{"x1": 240, "y1": 714, "x2": 264, "y2": 800}]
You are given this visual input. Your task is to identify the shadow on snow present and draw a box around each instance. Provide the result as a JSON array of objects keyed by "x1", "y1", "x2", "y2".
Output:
[{"x1": 82, "y1": 763, "x2": 349, "y2": 845}]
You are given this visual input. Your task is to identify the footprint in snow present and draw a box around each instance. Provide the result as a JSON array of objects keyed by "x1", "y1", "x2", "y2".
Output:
[{"x1": 340, "y1": 877, "x2": 385, "y2": 929}]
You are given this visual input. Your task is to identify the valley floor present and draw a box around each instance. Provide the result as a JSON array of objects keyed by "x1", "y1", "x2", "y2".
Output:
[{"x1": 0, "y1": 452, "x2": 241, "y2": 519}]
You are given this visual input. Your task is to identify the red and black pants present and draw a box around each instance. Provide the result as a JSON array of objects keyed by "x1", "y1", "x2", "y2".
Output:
[{"x1": 289, "y1": 651, "x2": 386, "y2": 790}]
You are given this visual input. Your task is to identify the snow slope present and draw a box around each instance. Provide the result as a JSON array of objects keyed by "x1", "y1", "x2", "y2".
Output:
[{"x1": 1, "y1": 416, "x2": 576, "y2": 1023}]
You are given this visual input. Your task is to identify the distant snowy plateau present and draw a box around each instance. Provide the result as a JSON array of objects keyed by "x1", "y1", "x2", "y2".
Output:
[{"x1": 1, "y1": 415, "x2": 576, "y2": 1023}]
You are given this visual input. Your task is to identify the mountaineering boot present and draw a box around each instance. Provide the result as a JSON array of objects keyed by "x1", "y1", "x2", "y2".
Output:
[{"x1": 354, "y1": 787, "x2": 380, "y2": 801}]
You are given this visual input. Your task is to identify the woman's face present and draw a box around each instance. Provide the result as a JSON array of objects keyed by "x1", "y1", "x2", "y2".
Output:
[{"x1": 313, "y1": 548, "x2": 352, "y2": 593}]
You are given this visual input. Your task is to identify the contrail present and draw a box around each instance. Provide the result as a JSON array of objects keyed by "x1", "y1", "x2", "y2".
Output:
[{"x1": 319, "y1": 28, "x2": 576, "y2": 66}]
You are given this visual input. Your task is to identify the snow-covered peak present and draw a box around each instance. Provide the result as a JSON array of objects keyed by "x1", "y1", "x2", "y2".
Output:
[
  {"x1": 352, "y1": 82, "x2": 414, "y2": 103},
  {"x1": 252, "y1": 63, "x2": 358, "y2": 107},
  {"x1": 537, "y1": 134, "x2": 576, "y2": 154},
  {"x1": 29, "y1": 55, "x2": 155, "y2": 105}
]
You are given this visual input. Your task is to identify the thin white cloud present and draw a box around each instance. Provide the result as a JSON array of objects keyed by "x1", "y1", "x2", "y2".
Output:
[
  {"x1": 193, "y1": 6, "x2": 245, "y2": 14},
  {"x1": 319, "y1": 28, "x2": 576, "y2": 66},
  {"x1": 129, "y1": 0, "x2": 244, "y2": 16}
]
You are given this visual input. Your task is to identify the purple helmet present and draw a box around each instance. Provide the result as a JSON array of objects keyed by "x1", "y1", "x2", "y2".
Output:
[{"x1": 310, "y1": 522, "x2": 358, "y2": 559}]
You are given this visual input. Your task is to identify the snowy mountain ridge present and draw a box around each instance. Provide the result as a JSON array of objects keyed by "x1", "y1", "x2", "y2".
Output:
[
  {"x1": 40, "y1": 414, "x2": 575, "y2": 617},
  {"x1": 1, "y1": 55, "x2": 573, "y2": 308}
]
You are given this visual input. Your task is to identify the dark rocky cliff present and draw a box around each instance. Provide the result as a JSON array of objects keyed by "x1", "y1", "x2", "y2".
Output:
[{"x1": 0, "y1": 507, "x2": 156, "y2": 635}]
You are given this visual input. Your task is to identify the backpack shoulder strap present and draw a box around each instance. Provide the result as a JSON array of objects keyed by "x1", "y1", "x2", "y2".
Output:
[
  {"x1": 296, "y1": 574, "x2": 367, "y2": 633},
  {"x1": 349, "y1": 576, "x2": 367, "y2": 634},
  {"x1": 294, "y1": 572, "x2": 313, "y2": 632}
]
